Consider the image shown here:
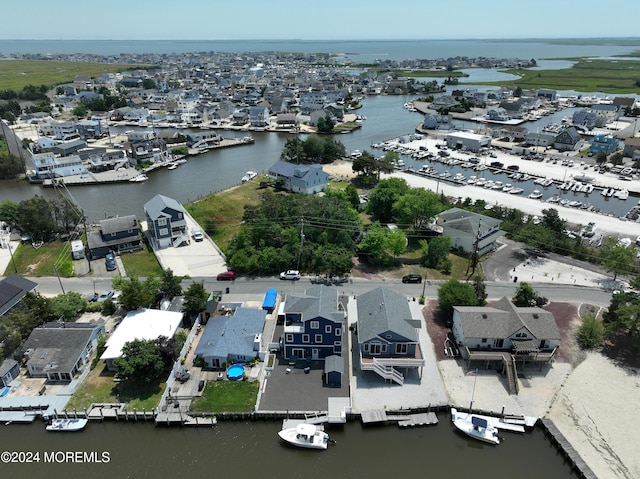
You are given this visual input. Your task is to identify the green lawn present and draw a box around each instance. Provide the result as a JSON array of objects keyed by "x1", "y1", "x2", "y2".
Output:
[
  {"x1": 189, "y1": 380, "x2": 259, "y2": 413},
  {"x1": 185, "y1": 181, "x2": 264, "y2": 251},
  {"x1": 65, "y1": 362, "x2": 164, "y2": 412},
  {"x1": 5, "y1": 240, "x2": 74, "y2": 277},
  {"x1": 0, "y1": 60, "x2": 151, "y2": 91},
  {"x1": 119, "y1": 246, "x2": 163, "y2": 277}
]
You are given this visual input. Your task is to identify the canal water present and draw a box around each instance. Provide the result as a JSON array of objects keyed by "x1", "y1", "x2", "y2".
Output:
[{"x1": 1, "y1": 418, "x2": 580, "y2": 479}]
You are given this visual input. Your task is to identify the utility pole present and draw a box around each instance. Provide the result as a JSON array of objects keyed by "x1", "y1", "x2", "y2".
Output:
[
  {"x1": 297, "y1": 218, "x2": 305, "y2": 271},
  {"x1": 466, "y1": 219, "x2": 481, "y2": 278},
  {"x1": 82, "y1": 208, "x2": 92, "y2": 273},
  {"x1": 54, "y1": 265, "x2": 66, "y2": 295}
]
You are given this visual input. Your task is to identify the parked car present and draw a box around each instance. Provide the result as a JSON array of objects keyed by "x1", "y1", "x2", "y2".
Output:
[
  {"x1": 105, "y1": 253, "x2": 117, "y2": 271},
  {"x1": 97, "y1": 290, "x2": 115, "y2": 302},
  {"x1": 402, "y1": 274, "x2": 422, "y2": 284},
  {"x1": 280, "y1": 270, "x2": 301, "y2": 280},
  {"x1": 216, "y1": 270, "x2": 236, "y2": 281},
  {"x1": 192, "y1": 230, "x2": 205, "y2": 242}
]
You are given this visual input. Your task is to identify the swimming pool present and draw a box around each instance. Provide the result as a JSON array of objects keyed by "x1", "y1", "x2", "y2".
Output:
[{"x1": 226, "y1": 364, "x2": 245, "y2": 381}]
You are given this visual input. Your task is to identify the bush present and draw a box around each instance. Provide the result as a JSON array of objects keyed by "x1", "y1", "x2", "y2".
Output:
[
  {"x1": 576, "y1": 315, "x2": 605, "y2": 350},
  {"x1": 101, "y1": 298, "x2": 117, "y2": 316}
]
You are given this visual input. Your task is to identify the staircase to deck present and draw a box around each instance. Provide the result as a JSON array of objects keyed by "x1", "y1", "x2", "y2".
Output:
[
  {"x1": 372, "y1": 359, "x2": 404, "y2": 385},
  {"x1": 502, "y1": 355, "x2": 519, "y2": 395}
]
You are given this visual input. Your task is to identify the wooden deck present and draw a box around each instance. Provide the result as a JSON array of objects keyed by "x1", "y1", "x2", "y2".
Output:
[{"x1": 361, "y1": 409, "x2": 438, "y2": 427}]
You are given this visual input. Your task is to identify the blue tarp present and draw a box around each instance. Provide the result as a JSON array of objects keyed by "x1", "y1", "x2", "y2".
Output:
[{"x1": 262, "y1": 288, "x2": 277, "y2": 311}]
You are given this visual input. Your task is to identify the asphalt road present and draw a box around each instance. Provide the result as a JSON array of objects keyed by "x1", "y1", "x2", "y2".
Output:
[{"x1": 30, "y1": 274, "x2": 615, "y2": 306}]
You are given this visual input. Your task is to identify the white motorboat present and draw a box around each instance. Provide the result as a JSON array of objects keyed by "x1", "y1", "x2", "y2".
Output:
[
  {"x1": 277, "y1": 423, "x2": 334, "y2": 450},
  {"x1": 614, "y1": 189, "x2": 629, "y2": 200},
  {"x1": 167, "y1": 163, "x2": 178, "y2": 170},
  {"x1": 528, "y1": 190, "x2": 543, "y2": 199},
  {"x1": 129, "y1": 174, "x2": 149, "y2": 182},
  {"x1": 509, "y1": 187, "x2": 523, "y2": 195},
  {"x1": 241, "y1": 171, "x2": 258, "y2": 182},
  {"x1": 451, "y1": 408, "x2": 500, "y2": 445},
  {"x1": 46, "y1": 418, "x2": 88, "y2": 432}
]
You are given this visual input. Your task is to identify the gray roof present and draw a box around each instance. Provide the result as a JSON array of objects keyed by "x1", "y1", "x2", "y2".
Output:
[
  {"x1": 324, "y1": 354, "x2": 343, "y2": 374},
  {"x1": 195, "y1": 307, "x2": 266, "y2": 360},
  {"x1": 437, "y1": 208, "x2": 502, "y2": 237},
  {"x1": 356, "y1": 287, "x2": 417, "y2": 343},
  {"x1": 284, "y1": 285, "x2": 345, "y2": 324},
  {"x1": 0, "y1": 358, "x2": 19, "y2": 377},
  {"x1": 100, "y1": 215, "x2": 138, "y2": 235},
  {"x1": 21, "y1": 324, "x2": 98, "y2": 375},
  {"x1": 0, "y1": 275, "x2": 38, "y2": 317},
  {"x1": 268, "y1": 160, "x2": 323, "y2": 180},
  {"x1": 144, "y1": 194, "x2": 184, "y2": 220},
  {"x1": 453, "y1": 296, "x2": 560, "y2": 340}
]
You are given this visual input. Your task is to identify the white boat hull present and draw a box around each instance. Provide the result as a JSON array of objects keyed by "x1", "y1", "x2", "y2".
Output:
[
  {"x1": 46, "y1": 418, "x2": 88, "y2": 432},
  {"x1": 451, "y1": 408, "x2": 500, "y2": 445},
  {"x1": 278, "y1": 424, "x2": 332, "y2": 450}
]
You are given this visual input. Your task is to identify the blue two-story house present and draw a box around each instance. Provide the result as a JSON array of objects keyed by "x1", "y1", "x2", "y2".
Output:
[
  {"x1": 144, "y1": 194, "x2": 189, "y2": 249},
  {"x1": 281, "y1": 285, "x2": 345, "y2": 362},
  {"x1": 87, "y1": 214, "x2": 143, "y2": 259},
  {"x1": 590, "y1": 134, "x2": 619, "y2": 156}
]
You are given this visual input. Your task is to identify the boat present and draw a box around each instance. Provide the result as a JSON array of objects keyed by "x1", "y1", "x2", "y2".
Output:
[
  {"x1": 614, "y1": 189, "x2": 629, "y2": 200},
  {"x1": 528, "y1": 190, "x2": 543, "y2": 199},
  {"x1": 46, "y1": 418, "x2": 88, "y2": 432},
  {"x1": 451, "y1": 408, "x2": 500, "y2": 445},
  {"x1": 277, "y1": 423, "x2": 335, "y2": 450},
  {"x1": 129, "y1": 174, "x2": 149, "y2": 182},
  {"x1": 167, "y1": 163, "x2": 178, "y2": 170},
  {"x1": 242, "y1": 171, "x2": 258, "y2": 182}
]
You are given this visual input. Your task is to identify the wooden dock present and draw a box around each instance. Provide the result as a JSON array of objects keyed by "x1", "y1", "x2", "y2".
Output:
[
  {"x1": 541, "y1": 419, "x2": 598, "y2": 479},
  {"x1": 361, "y1": 409, "x2": 438, "y2": 427}
]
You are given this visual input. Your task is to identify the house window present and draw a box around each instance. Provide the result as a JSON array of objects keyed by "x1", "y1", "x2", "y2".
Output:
[
  {"x1": 315, "y1": 334, "x2": 322, "y2": 343},
  {"x1": 302, "y1": 334, "x2": 309, "y2": 343},
  {"x1": 481, "y1": 338, "x2": 487, "y2": 343},
  {"x1": 370, "y1": 343, "x2": 382, "y2": 354},
  {"x1": 310, "y1": 321, "x2": 319, "y2": 330},
  {"x1": 159, "y1": 228, "x2": 168, "y2": 236},
  {"x1": 158, "y1": 218, "x2": 167, "y2": 226},
  {"x1": 334, "y1": 341, "x2": 341, "y2": 347},
  {"x1": 336, "y1": 328, "x2": 341, "y2": 336},
  {"x1": 364, "y1": 343, "x2": 369, "y2": 352},
  {"x1": 178, "y1": 213, "x2": 182, "y2": 218},
  {"x1": 325, "y1": 325, "x2": 331, "y2": 333},
  {"x1": 285, "y1": 333, "x2": 293, "y2": 342},
  {"x1": 396, "y1": 343, "x2": 408, "y2": 354}
]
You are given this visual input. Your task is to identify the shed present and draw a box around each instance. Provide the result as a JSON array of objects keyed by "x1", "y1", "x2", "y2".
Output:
[
  {"x1": 323, "y1": 354, "x2": 343, "y2": 387},
  {"x1": 262, "y1": 288, "x2": 277, "y2": 311},
  {"x1": 71, "y1": 240, "x2": 85, "y2": 260}
]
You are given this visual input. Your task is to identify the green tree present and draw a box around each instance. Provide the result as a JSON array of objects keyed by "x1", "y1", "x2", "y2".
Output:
[
  {"x1": 437, "y1": 279, "x2": 477, "y2": 316},
  {"x1": 367, "y1": 177, "x2": 410, "y2": 223},
  {"x1": 386, "y1": 227, "x2": 407, "y2": 258},
  {"x1": 113, "y1": 339, "x2": 164, "y2": 384},
  {"x1": 344, "y1": 183, "x2": 360, "y2": 209},
  {"x1": 358, "y1": 222, "x2": 389, "y2": 265},
  {"x1": 160, "y1": 268, "x2": 182, "y2": 299},
  {"x1": 393, "y1": 188, "x2": 442, "y2": 233},
  {"x1": 142, "y1": 78, "x2": 156, "y2": 90},
  {"x1": 113, "y1": 276, "x2": 158, "y2": 311},
  {"x1": 15, "y1": 195, "x2": 57, "y2": 240},
  {"x1": 0, "y1": 153, "x2": 23, "y2": 179},
  {"x1": 576, "y1": 314, "x2": 605, "y2": 349},
  {"x1": 425, "y1": 236, "x2": 451, "y2": 269},
  {"x1": 50, "y1": 291, "x2": 87, "y2": 320},
  {"x1": 599, "y1": 237, "x2": 636, "y2": 281},
  {"x1": 0, "y1": 200, "x2": 18, "y2": 224},
  {"x1": 183, "y1": 282, "x2": 208, "y2": 320},
  {"x1": 316, "y1": 115, "x2": 335, "y2": 133},
  {"x1": 513, "y1": 282, "x2": 537, "y2": 307},
  {"x1": 72, "y1": 103, "x2": 88, "y2": 118}
]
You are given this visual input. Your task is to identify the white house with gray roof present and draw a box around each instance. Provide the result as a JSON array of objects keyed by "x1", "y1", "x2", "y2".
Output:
[
  {"x1": 436, "y1": 208, "x2": 505, "y2": 256},
  {"x1": 356, "y1": 287, "x2": 424, "y2": 385},
  {"x1": 194, "y1": 307, "x2": 266, "y2": 369},
  {"x1": 267, "y1": 160, "x2": 329, "y2": 194}
]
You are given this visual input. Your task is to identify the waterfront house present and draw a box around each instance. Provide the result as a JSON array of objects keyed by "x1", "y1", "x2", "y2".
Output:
[
  {"x1": 144, "y1": 194, "x2": 189, "y2": 249},
  {"x1": 0, "y1": 359, "x2": 20, "y2": 388},
  {"x1": 0, "y1": 275, "x2": 38, "y2": 317},
  {"x1": 590, "y1": 134, "x2": 619, "y2": 156},
  {"x1": 451, "y1": 297, "x2": 560, "y2": 392},
  {"x1": 356, "y1": 287, "x2": 424, "y2": 385},
  {"x1": 280, "y1": 285, "x2": 345, "y2": 362},
  {"x1": 32, "y1": 152, "x2": 86, "y2": 179},
  {"x1": 525, "y1": 131, "x2": 556, "y2": 148},
  {"x1": 444, "y1": 131, "x2": 491, "y2": 152},
  {"x1": 249, "y1": 106, "x2": 270, "y2": 127},
  {"x1": 622, "y1": 137, "x2": 640, "y2": 159},
  {"x1": 87, "y1": 215, "x2": 143, "y2": 259},
  {"x1": 267, "y1": 160, "x2": 329, "y2": 194},
  {"x1": 100, "y1": 309, "x2": 182, "y2": 372},
  {"x1": 554, "y1": 126, "x2": 582, "y2": 151},
  {"x1": 194, "y1": 307, "x2": 266, "y2": 369},
  {"x1": 20, "y1": 321, "x2": 105, "y2": 382},
  {"x1": 436, "y1": 208, "x2": 505, "y2": 256}
]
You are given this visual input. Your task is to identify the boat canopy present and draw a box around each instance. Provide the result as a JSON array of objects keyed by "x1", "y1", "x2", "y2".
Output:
[{"x1": 471, "y1": 416, "x2": 488, "y2": 428}]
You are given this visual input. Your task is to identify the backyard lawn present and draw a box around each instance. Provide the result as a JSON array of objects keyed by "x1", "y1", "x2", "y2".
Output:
[
  {"x1": 189, "y1": 380, "x2": 259, "y2": 413},
  {"x1": 66, "y1": 361, "x2": 164, "y2": 412},
  {"x1": 5, "y1": 240, "x2": 74, "y2": 277}
]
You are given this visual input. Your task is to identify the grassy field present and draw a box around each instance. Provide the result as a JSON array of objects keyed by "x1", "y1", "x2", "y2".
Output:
[
  {"x1": 5, "y1": 240, "x2": 74, "y2": 277},
  {"x1": 484, "y1": 59, "x2": 640, "y2": 93},
  {"x1": 185, "y1": 181, "x2": 264, "y2": 251},
  {"x1": 189, "y1": 380, "x2": 259, "y2": 413},
  {"x1": 0, "y1": 60, "x2": 150, "y2": 91},
  {"x1": 65, "y1": 361, "x2": 164, "y2": 411},
  {"x1": 119, "y1": 245, "x2": 163, "y2": 277},
  {"x1": 0, "y1": 138, "x2": 8, "y2": 155}
]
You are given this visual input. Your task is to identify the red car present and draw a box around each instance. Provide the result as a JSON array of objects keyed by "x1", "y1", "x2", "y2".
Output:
[{"x1": 216, "y1": 271, "x2": 236, "y2": 281}]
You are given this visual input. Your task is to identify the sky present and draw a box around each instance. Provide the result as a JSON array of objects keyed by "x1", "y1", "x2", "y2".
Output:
[{"x1": 2, "y1": 0, "x2": 639, "y2": 40}]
